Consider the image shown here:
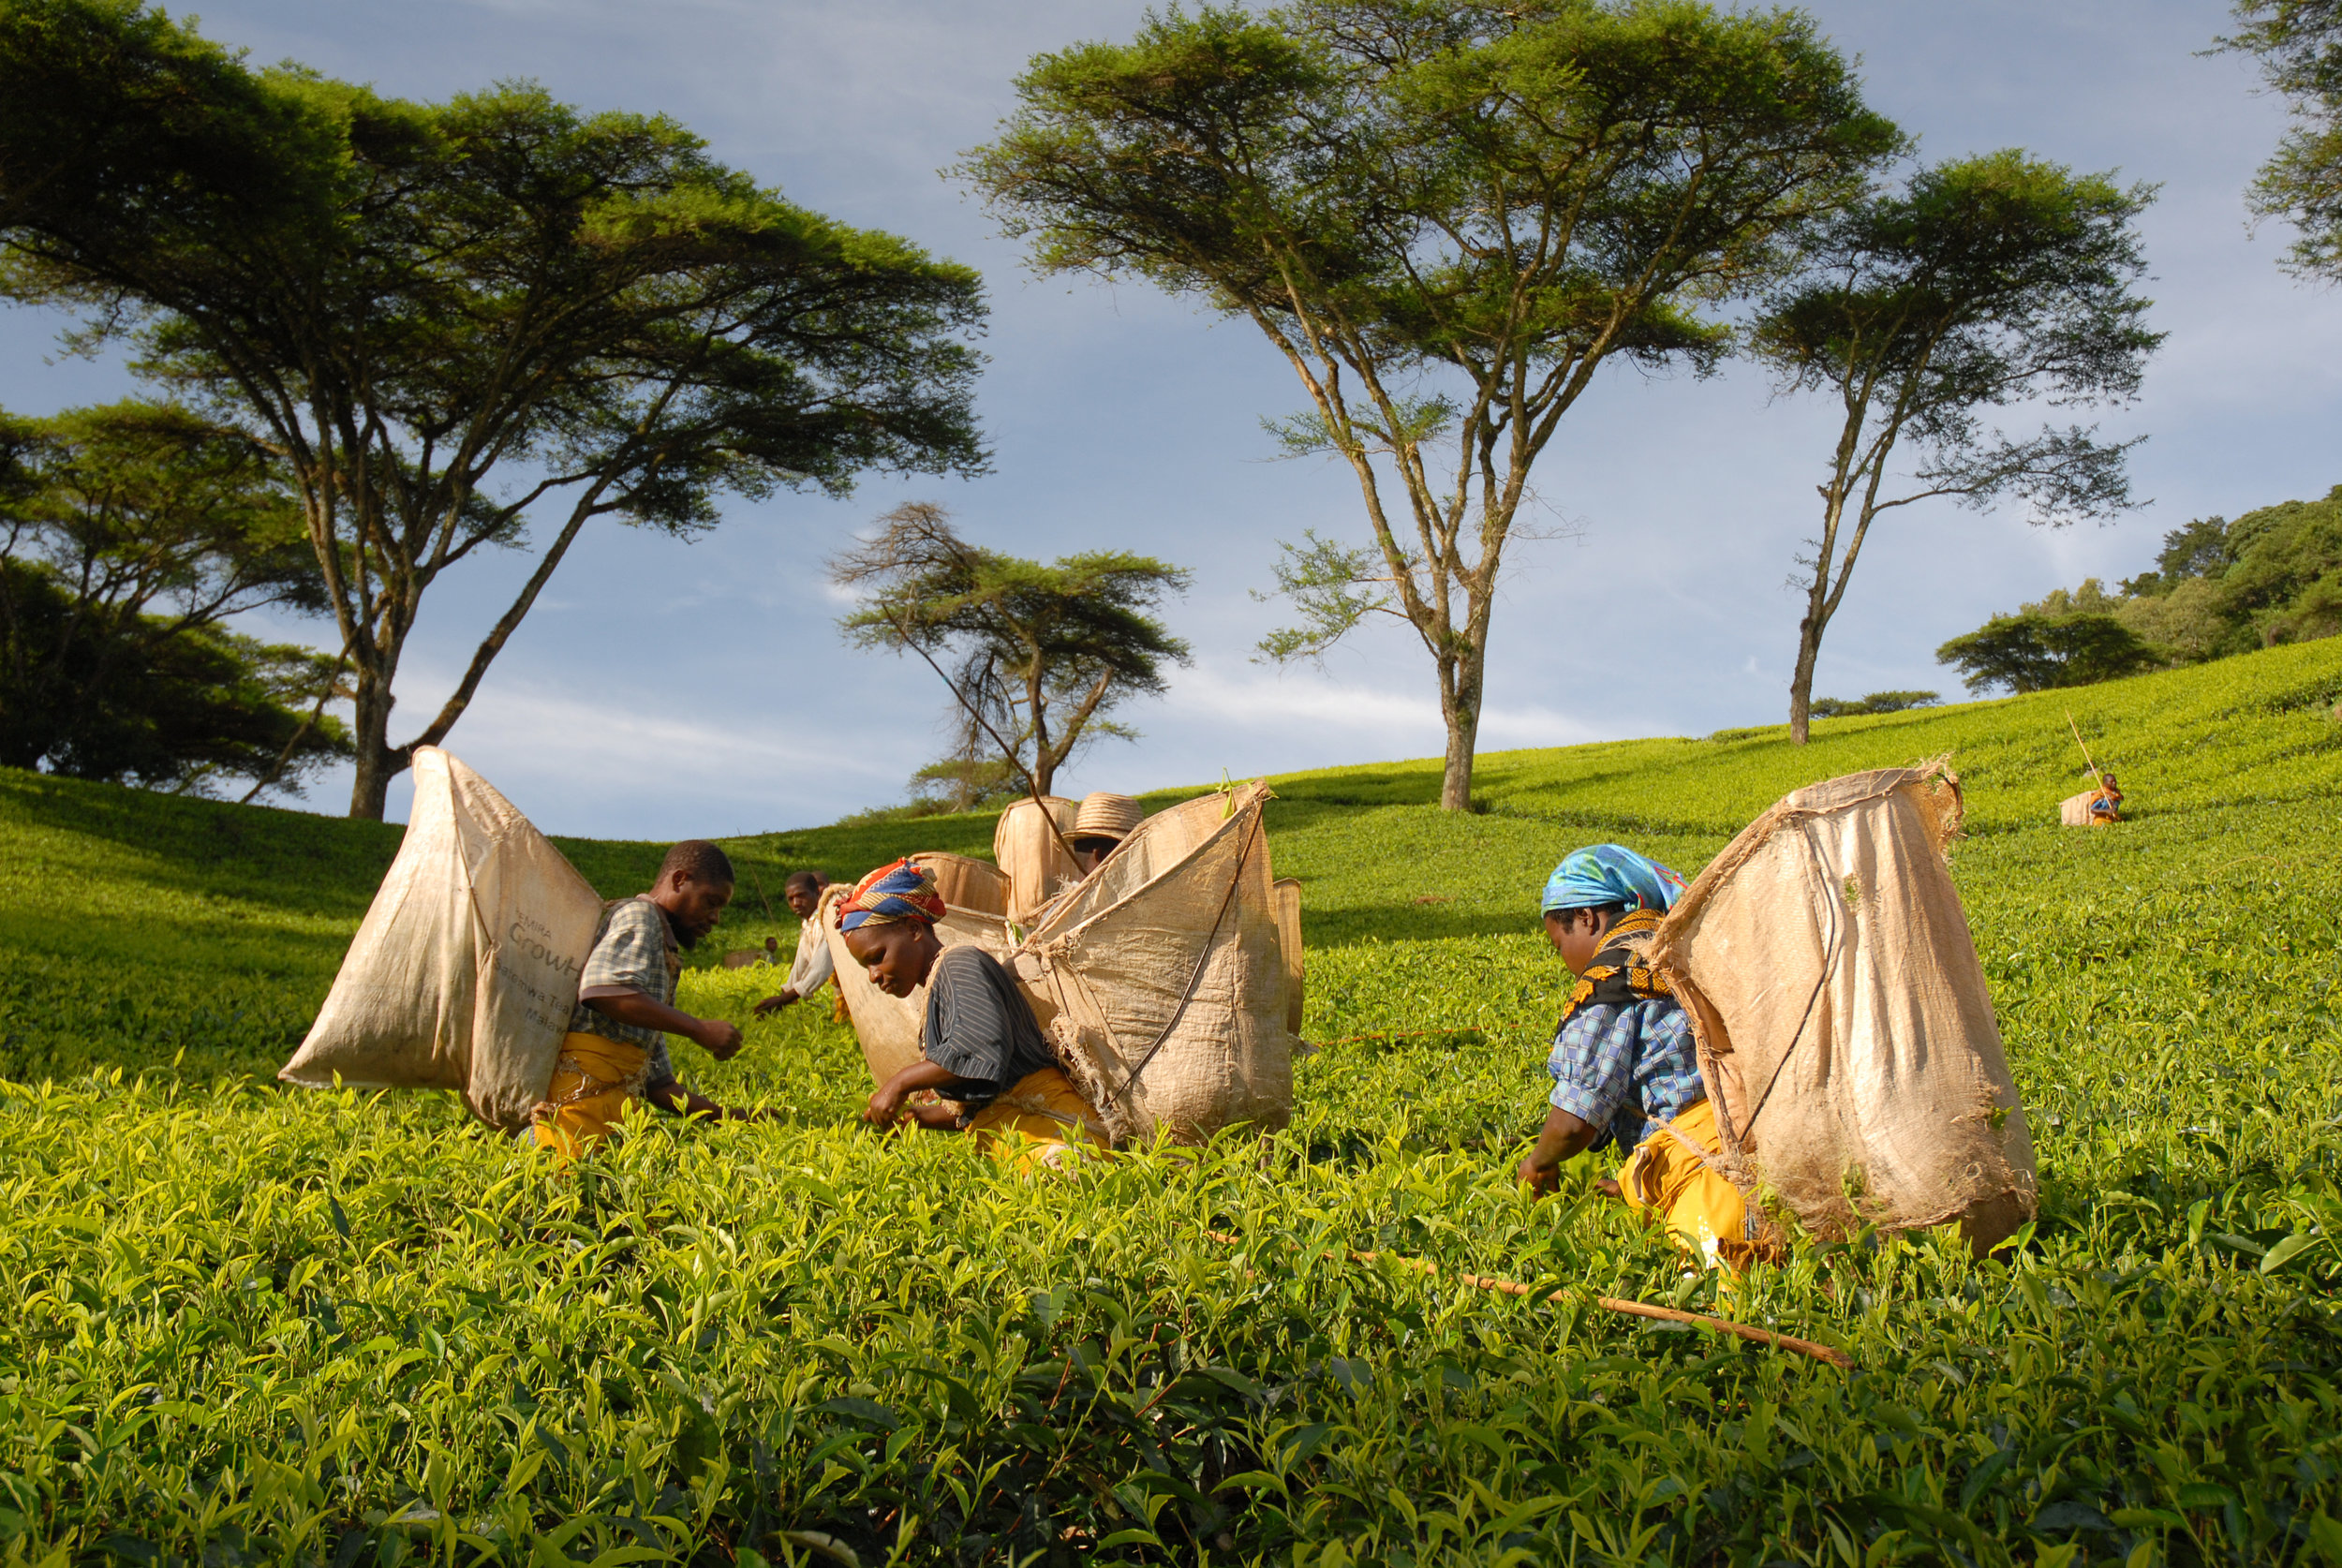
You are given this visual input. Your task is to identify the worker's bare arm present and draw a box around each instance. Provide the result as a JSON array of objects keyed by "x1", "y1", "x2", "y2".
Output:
[
  {"x1": 866, "y1": 1058, "x2": 983, "y2": 1129},
  {"x1": 587, "y1": 991, "x2": 744, "y2": 1059},
  {"x1": 750, "y1": 988, "x2": 801, "y2": 1015},
  {"x1": 1518, "y1": 1105, "x2": 1603, "y2": 1196}
]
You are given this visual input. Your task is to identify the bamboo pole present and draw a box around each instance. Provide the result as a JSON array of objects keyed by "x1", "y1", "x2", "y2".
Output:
[{"x1": 2065, "y1": 709, "x2": 2103, "y2": 791}]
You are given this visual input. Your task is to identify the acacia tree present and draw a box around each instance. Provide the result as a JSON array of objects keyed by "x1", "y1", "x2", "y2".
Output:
[
  {"x1": 833, "y1": 503, "x2": 1190, "y2": 799},
  {"x1": 964, "y1": 0, "x2": 1899, "y2": 808},
  {"x1": 0, "y1": 401, "x2": 347, "y2": 791},
  {"x1": 0, "y1": 1, "x2": 987, "y2": 817},
  {"x1": 2219, "y1": 0, "x2": 2342, "y2": 279},
  {"x1": 1750, "y1": 151, "x2": 2163, "y2": 744}
]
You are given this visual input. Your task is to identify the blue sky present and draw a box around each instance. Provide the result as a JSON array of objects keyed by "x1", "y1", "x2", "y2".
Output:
[{"x1": 4, "y1": 0, "x2": 2335, "y2": 837}]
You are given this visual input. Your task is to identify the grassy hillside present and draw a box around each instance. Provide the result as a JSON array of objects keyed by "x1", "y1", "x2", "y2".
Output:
[{"x1": 2, "y1": 641, "x2": 2340, "y2": 1565}]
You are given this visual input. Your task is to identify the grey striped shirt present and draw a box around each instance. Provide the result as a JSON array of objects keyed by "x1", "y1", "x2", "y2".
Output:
[{"x1": 922, "y1": 945, "x2": 1055, "y2": 1105}]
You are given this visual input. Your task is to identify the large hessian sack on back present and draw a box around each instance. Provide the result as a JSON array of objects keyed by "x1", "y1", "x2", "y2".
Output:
[
  {"x1": 994, "y1": 796, "x2": 1079, "y2": 925},
  {"x1": 822, "y1": 883, "x2": 1015, "y2": 1090},
  {"x1": 279, "y1": 747, "x2": 602, "y2": 1131},
  {"x1": 1014, "y1": 782, "x2": 1294, "y2": 1143},
  {"x1": 912, "y1": 851, "x2": 1011, "y2": 917},
  {"x1": 1645, "y1": 764, "x2": 2037, "y2": 1251},
  {"x1": 2058, "y1": 791, "x2": 2097, "y2": 827}
]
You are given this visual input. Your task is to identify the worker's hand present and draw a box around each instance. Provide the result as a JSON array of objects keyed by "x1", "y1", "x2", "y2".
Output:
[
  {"x1": 693, "y1": 1018, "x2": 745, "y2": 1060},
  {"x1": 1517, "y1": 1154, "x2": 1562, "y2": 1198},
  {"x1": 864, "y1": 1084, "x2": 910, "y2": 1128},
  {"x1": 902, "y1": 1101, "x2": 959, "y2": 1131},
  {"x1": 751, "y1": 989, "x2": 799, "y2": 1016}
]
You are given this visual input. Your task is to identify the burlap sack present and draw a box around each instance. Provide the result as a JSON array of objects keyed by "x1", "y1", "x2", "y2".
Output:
[
  {"x1": 912, "y1": 851, "x2": 1011, "y2": 917},
  {"x1": 1272, "y1": 877, "x2": 1305, "y2": 1038},
  {"x1": 994, "y1": 796, "x2": 1080, "y2": 925},
  {"x1": 821, "y1": 883, "x2": 1015, "y2": 1089},
  {"x1": 1645, "y1": 764, "x2": 2038, "y2": 1251},
  {"x1": 279, "y1": 747, "x2": 602, "y2": 1131},
  {"x1": 1012, "y1": 782, "x2": 1294, "y2": 1143},
  {"x1": 2059, "y1": 791, "x2": 2097, "y2": 827}
]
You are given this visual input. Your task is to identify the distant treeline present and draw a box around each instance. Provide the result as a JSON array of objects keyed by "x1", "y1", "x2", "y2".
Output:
[{"x1": 1937, "y1": 483, "x2": 2342, "y2": 694}]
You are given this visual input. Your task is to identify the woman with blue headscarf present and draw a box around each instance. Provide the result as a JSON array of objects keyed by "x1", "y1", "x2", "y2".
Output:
[{"x1": 1521, "y1": 845, "x2": 1767, "y2": 1273}]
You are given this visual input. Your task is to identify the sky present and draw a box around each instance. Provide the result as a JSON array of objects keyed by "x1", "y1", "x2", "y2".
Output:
[{"x1": 4, "y1": 0, "x2": 2335, "y2": 838}]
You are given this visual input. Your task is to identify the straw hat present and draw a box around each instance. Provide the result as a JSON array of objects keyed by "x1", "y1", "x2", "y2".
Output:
[{"x1": 1073, "y1": 791, "x2": 1143, "y2": 843}]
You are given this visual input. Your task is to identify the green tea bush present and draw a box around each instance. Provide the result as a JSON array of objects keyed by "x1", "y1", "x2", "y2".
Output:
[{"x1": 3, "y1": 641, "x2": 2341, "y2": 1565}]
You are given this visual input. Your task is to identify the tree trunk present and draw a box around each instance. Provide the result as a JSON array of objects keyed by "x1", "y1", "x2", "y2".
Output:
[
  {"x1": 1788, "y1": 608, "x2": 1823, "y2": 747},
  {"x1": 346, "y1": 664, "x2": 405, "y2": 820},
  {"x1": 1437, "y1": 643, "x2": 1485, "y2": 811}
]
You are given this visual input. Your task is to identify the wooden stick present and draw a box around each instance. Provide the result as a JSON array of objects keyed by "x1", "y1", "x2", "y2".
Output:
[
  {"x1": 2065, "y1": 710, "x2": 2103, "y2": 790},
  {"x1": 882, "y1": 603, "x2": 1083, "y2": 865},
  {"x1": 1202, "y1": 1230, "x2": 1853, "y2": 1369}
]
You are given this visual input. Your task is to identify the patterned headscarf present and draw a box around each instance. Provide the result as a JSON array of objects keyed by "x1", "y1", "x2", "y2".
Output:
[
  {"x1": 836, "y1": 859, "x2": 946, "y2": 931},
  {"x1": 1540, "y1": 844, "x2": 1687, "y2": 916}
]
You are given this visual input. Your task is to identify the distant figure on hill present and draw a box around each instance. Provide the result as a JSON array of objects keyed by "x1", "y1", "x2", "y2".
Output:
[
  {"x1": 753, "y1": 870, "x2": 837, "y2": 1016},
  {"x1": 2090, "y1": 771, "x2": 2124, "y2": 823},
  {"x1": 837, "y1": 860, "x2": 1105, "y2": 1167},
  {"x1": 1070, "y1": 791, "x2": 1143, "y2": 876},
  {"x1": 531, "y1": 840, "x2": 772, "y2": 1154},
  {"x1": 1518, "y1": 845, "x2": 1770, "y2": 1273}
]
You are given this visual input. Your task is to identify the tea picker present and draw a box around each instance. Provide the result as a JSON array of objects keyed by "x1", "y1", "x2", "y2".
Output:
[
  {"x1": 1519, "y1": 844, "x2": 1773, "y2": 1273},
  {"x1": 752, "y1": 870, "x2": 838, "y2": 1016},
  {"x1": 532, "y1": 840, "x2": 781, "y2": 1155},
  {"x1": 840, "y1": 860, "x2": 1110, "y2": 1169},
  {"x1": 2057, "y1": 711, "x2": 2124, "y2": 826},
  {"x1": 280, "y1": 750, "x2": 781, "y2": 1146}
]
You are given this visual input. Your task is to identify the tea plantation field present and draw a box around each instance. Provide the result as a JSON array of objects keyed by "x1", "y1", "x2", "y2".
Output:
[{"x1": 4, "y1": 643, "x2": 2342, "y2": 1566}]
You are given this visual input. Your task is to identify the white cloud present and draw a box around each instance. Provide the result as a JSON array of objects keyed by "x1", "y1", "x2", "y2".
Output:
[{"x1": 1157, "y1": 658, "x2": 1612, "y2": 751}]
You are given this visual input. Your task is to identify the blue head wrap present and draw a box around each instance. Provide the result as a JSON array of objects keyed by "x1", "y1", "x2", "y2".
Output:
[{"x1": 1540, "y1": 844, "x2": 1687, "y2": 916}]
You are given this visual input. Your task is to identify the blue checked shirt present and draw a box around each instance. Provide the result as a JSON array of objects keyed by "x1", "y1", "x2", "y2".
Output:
[{"x1": 1546, "y1": 995, "x2": 1704, "y2": 1154}]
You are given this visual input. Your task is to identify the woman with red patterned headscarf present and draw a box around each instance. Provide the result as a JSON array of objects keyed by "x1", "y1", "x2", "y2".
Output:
[{"x1": 837, "y1": 860, "x2": 1106, "y2": 1167}]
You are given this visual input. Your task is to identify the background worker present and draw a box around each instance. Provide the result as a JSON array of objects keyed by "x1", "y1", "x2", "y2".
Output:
[
  {"x1": 837, "y1": 859, "x2": 1106, "y2": 1166},
  {"x1": 531, "y1": 840, "x2": 768, "y2": 1154},
  {"x1": 2089, "y1": 771, "x2": 2124, "y2": 822},
  {"x1": 1517, "y1": 845, "x2": 1770, "y2": 1272},
  {"x1": 753, "y1": 870, "x2": 835, "y2": 1014},
  {"x1": 1068, "y1": 791, "x2": 1142, "y2": 875}
]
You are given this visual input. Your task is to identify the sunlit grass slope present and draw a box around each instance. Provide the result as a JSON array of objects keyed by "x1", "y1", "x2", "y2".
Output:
[{"x1": 2, "y1": 639, "x2": 2340, "y2": 1565}]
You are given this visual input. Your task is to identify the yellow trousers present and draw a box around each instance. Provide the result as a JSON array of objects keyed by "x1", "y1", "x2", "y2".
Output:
[
  {"x1": 532, "y1": 1031, "x2": 649, "y2": 1157},
  {"x1": 965, "y1": 1067, "x2": 1107, "y2": 1172},
  {"x1": 1618, "y1": 1097, "x2": 1772, "y2": 1273}
]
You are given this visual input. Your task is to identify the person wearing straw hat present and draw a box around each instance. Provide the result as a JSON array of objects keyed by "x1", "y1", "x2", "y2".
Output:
[
  {"x1": 1519, "y1": 844, "x2": 1771, "y2": 1273},
  {"x1": 1069, "y1": 791, "x2": 1143, "y2": 876},
  {"x1": 837, "y1": 859, "x2": 1107, "y2": 1168}
]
